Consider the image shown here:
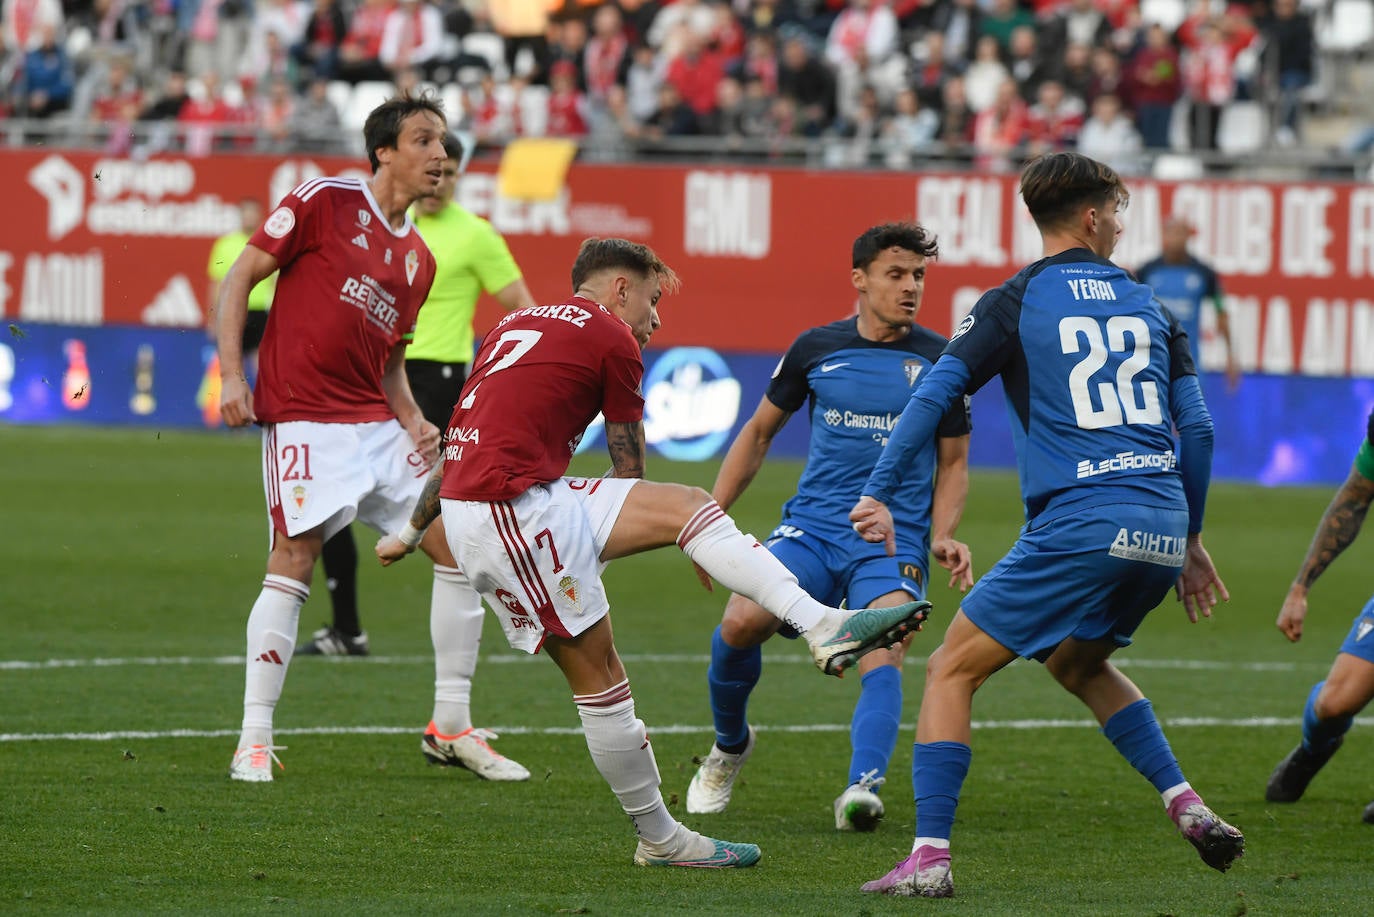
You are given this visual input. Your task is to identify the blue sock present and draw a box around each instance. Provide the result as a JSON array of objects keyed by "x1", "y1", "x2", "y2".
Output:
[
  {"x1": 912, "y1": 741, "x2": 972, "y2": 841},
  {"x1": 849, "y1": 664, "x2": 903, "y2": 786},
  {"x1": 1302, "y1": 681, "x2": 1353, "y2": 753},
  {"x1": 707, "y1": 626, "x2": 762, "y2": 751},
  {"x1": 1102, "y1": 698, "x2": 1185, "y2": 794}
]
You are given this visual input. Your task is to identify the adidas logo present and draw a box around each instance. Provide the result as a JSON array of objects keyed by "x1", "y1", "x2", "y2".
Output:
[
  {"x1": 351, "y1": 233, "x2": 369, "y2": 250},
  {"x1": 141, "y1": 274, "x2": 203, "y2": 326},
  {"x1": 1358, "y1": 620, "x2": 1373, "y2": 642},
  {"x1": 256, "y1": 650, "x2": 284, "y2": 664}
]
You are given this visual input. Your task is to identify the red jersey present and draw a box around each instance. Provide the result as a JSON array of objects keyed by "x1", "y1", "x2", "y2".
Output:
[
  {"x1": 439, "y1": 296, "x2": 644, "y2": 502},
  {"x1": 250, "y1": 176, "x2": 437, "y2": 423}
]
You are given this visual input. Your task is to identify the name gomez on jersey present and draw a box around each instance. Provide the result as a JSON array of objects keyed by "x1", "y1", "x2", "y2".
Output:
[
  {"x1": 439, "y1": 296, "x2": 645, "y2": 502},
  {"x1": 249, "y1": 177, "x2": 437, "y2": 424}
]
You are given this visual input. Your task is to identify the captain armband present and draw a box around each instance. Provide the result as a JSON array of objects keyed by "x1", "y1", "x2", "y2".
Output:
[{"x1": 1355, "y1": 439, "x2": 1374, "y2": 482}]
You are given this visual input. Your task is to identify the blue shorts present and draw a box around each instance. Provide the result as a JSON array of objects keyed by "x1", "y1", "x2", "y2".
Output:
[
  {"x1": 961, "y1": 503, "x2": 1188, "y2": 662},
  {"x1": 1337, "y1": 596, "x2": 1374, "y2": 663},
  {"x1": 765, "y1": 522, "x2": 925, "y2": 638}
]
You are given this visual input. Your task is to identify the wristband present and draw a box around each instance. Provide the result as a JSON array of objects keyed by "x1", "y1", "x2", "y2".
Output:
[
  {"x1": 398, "y1": 523, "x2": 426, "y2": 547},
  {"x1": 1356, "y1": 439, "x2": 1374, "y2": 483}
]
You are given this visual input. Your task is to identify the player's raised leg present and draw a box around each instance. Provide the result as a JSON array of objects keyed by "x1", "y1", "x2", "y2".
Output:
[
  {"x1": 1047, "y1": 638, "x2": 1244, "y2": 872},
  {"x1": 604, "y1": 482, "x2": 930, "y2": 677},
  {"x1": 543, "y1": 617, "x2": 760, "y2": 868}
]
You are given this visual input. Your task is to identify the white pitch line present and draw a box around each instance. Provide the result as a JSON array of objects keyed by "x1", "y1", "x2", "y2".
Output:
[
  {"x1": 5, "y1": 717, "x2": 1372, "y2": 744},
  {"x1": 0, "y1": 654, "x2": 1308, "y2": 672}
]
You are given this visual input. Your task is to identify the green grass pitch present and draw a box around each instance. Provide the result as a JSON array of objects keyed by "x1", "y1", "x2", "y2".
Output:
[{"x1": 1, "y1": 424, "x2": 1370, "y2": 915}]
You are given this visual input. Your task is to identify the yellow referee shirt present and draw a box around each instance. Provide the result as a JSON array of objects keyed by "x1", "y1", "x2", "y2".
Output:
[
  {"x1": 410, "y1": 203, "x2": 524, "y2": 363},
  {"x1": 207, "y1": 231, "x2": 276, "y2": 312}
]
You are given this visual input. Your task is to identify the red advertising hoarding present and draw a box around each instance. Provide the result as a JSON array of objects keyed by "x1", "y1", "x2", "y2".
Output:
[{"x1": 3, "y1": 150, "x2": 1373, "y2": 377}]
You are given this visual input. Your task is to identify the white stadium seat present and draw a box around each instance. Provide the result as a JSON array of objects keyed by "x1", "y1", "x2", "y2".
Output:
[
  {"x1": 461, "y1": 32, "x2": 509, "y2": 81},
  {"x1": 519, "y1": 84, "x2": 550, "y2": 137},
  {"x1": 1140, "y1": 0, "x2": 1187, "y2": 32},
  {"x1": 343, "y1": 81, "x2": 395, "y2": 150},
  {"x1": 1317, "y1": 0, "x2": 1374, "y2": 54},
  {"x1": 326, "y1": 80, "x2": 353, "y2": 118},
  {"x1": 1152, "y1": 153, "x2": 1204, "y2": 181},
  {"x1": 1217, "y1": 101, "x2": 1267, "y2": 154}
]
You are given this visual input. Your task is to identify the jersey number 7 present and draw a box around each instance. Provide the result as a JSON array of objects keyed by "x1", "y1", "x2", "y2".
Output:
[
  {"x1": 1059, "y1": 315, "x2": 1162, "y2": 430},
  {"x1": 459, "y1": 329, "x2": 544, "y2": 410}
]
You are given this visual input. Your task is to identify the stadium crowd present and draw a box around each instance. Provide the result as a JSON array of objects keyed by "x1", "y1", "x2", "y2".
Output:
[{"x1": 0, "y1": 0, "x2": 1351, "y2": 170}]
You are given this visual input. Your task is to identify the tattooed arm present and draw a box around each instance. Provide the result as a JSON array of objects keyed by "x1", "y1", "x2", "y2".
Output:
[
  {"x1": 376, "y1": 460, "x2": 445, "y2": 566},
  {"x1": 1276, "y1": 468, "x2": 1374, "y2": 642},
  {"x1": 604, "y1": 421, "x2": 646, "y2": 479}
]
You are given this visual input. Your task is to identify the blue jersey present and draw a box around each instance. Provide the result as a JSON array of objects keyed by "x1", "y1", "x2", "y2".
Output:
[
  {"x1": 1135, "y1": 255, "x2": 1220, "y2": 358},
  {"x1": 768, "y1": 317, "x2": 970, "y2": 557},
  {"x1": 947, "y1": 249, "x2": 1196, "y2": 523}
]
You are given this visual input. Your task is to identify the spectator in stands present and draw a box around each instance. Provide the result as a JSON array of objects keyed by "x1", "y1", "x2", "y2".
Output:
[
  {"x1": 700, "y1": 74, "x2": 747, "y2": 143},
  {"x1": 1259, "y1": 0, "x2": 1314, "y2": 146},
  {"x1": 1127, "y1": 22, "x2": 1180, "y2": 150},
  {"x1": 1041, "y1": 0, "x2": 1111, "y2": 62},
  {"x1": 1006, "y1": 25, "x2": 1049, "y2": 104},
  {"x1": 963, "y1": 34, "x2": 1009, "y2": 112},
  {"x1": 762, "y1": 92, "x2": 798, "y2": 153},
  {"x1": 1182, "y1": 19, "x2": 1236, "y2": 152},
  {"x1": 777, "y1": 33, "x2": 835, "y2": 137},
  {"x1": 1054, "y1": 41, "x2": 1095, "y2": 103},
  {"x1": 666, "y1": 26, "x2": 726, "y2": 119},
  {"x1": 240, "y1": 27, "x2": 298, "y2": 92},
  {"x1": 979, "y1": 0, "x2": 1033, "y2": 53},
  {"x1": 140, "y1": 68, "x2": 189, "y2": 121},
  {"x1": 547, "y1": 58, "x2": 588, "y2": 135},
  {"x1": 834, "y1": 81, "x2": 883, "y2": 166},
  {"x1": 487, "y1": 0, "x2": 549, "y2": 82},
  {"x1": 292, "y1": 74, "x2": 342, "y2": 150},
  {"x1": 18, "y1": 23, "x2": 72, "y2": 118},
  {"x1": 971, "y1": 76, "x2": 1027, "y2": 172},
  {"x1": 583, "y1": 3, "x2": 629, "y2": 105},
  {"x1": 548, "y1": 15, "x2": 589, "y2": 88},
  {"x1": 337, "y1": 0, "x2": 394, "y2": 83},
  {"x1": 253, "y1": 0, "x2": 310, "y2": 51},
  {"x1": 586, "y1": 81, "x2": 644, "y2": 155},
  {"x1": 1088, "y1": 44, "x2": 1126, "y2": 106},
  {"x1": 624, "y1": 40, "x2": 663, "y2": 122},
  {"x1": 731, "y1": 29, "x2": 779, "y2": 96},
  {"x1": 936, "y1": 74, "x2": 974, "y2": 150},
  {"x1": 648, "y1": 0, "x2": 714, "y2": 56},
  {"x1": 912, "y1": 30, "x2": 963, "y2": 113},
  {"x1": 3, "y1": 0, "x2": 64, "y2": 57},
  {"x1": 293, "y1": 0, "x2": 347, "y2": 79},
  {"x1": 1026, "y1": 78, "x2": 1085, "y2": 156},
  {"x1": 469, "y1": 71, "x2": 515, "y2": 140},
  {"x1": 738, "y1": 73, "x2": 773, "y2": 140},
  {"x1": 825, "y1": 0, "x2": 897, "y2": 74},
  {"x1": 928, "y1": 0, "x2": 981, "y2": 65},
  {"x1": 185, "y1": 0, "x2": 253, "y2": 81},
  {"x1": 380, "y1": 0, "x2": 445, "y2": 78},
  {"x1": 256, "y1": 75, "x2": 296, "y2": 151},
  {"x1": 86, "y1": 52, "x2": 141, "y2": 127},
  {"x1": 644, "y1": 80, "x2": 699, "y2": 137},
  {"x1": 180, "y1": 70, "x2": 242, "y2": 156},
  {"x1": 709, "y1": 2, "x2": 744, "y2": 64},
  {"x1": 882, "y1": 85, "x2": 938, "y2": 167},
  {"x1": 741, "y1": 0, "x2": 798, "y2": 36},
  {"x1": 1076, "y1": 91, "x2": 1142, "y2": 174}
]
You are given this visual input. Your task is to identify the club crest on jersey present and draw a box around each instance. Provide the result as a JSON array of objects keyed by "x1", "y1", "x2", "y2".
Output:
[
  {"x1": 288, "y1": 484, "x2": 307, "y2": 519},
  {"x1": 557, "y1": 575, "x2": 581, "y2": 612},
  {"x1": 405, "y1": 249, "x2": 418, "y2": 285},
  {"x1": 357, "y1": 209, "x2": 372, "y2": 228},
  {"x1": 903, "y1": 360, "x2": 923, "y2": 386},
  {"x1": 383, "y1": 248, "x2": 392, "y2": 264}
]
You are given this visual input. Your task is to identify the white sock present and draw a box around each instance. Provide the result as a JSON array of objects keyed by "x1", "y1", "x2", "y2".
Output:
[
  {"x1": 912, "y1": 836, "x2": 951, "y2": 853},
  {"x1": 574, "y1": 680, "x2": 678, "y2": 846},
  {"x1": 677, "y1": 502, "x2": 829, "y2": 632},
  {"x1": 431, "y1": 564, "x2": 480, "y2": 735},
  {"x1": 1161, "y1": 781, "x2": 1193, "y2": 808},
  {"x1": 240, "y1": 574, "x2": 308, "y2": 746}
]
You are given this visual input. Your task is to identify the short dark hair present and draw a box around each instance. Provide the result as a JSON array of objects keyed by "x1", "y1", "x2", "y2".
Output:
[
  {"x1": 362, "y1": 93, "x2": 446, "y2": 173},
  {"x1": 442, "y1": 133, "x2": 466, "y2": 163},
  {"x1": 852, "y1": 222, "x2": 938, "y2": 269},
  {"x1": 1019, "y1": 151, "x2": 1129, "y2": 230},
  {"x1": 570, "y1": 238, "x2": 681, "y2": 294}
]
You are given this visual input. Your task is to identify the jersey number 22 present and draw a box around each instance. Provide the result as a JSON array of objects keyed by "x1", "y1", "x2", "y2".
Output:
[{"x1": 1059, "y1": 315, "x2": 1162, "y2": 430}]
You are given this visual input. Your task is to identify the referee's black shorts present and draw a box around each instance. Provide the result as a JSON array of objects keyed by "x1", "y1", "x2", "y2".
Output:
[{"x1": 405, "y1": 359, "x2": 470, "y2": 429}]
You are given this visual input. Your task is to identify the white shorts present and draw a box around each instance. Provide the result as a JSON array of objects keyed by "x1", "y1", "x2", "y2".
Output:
[
  {"x1": 262, "y1": 419, "x2": 431, "y2": 542},
  {"x1": 441, "y1": 476, "x2": 637, "y2": 654}
]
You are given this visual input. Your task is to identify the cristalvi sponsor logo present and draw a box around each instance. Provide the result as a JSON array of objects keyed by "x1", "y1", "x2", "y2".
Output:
[{"x1": 643, "y1": 347, "x2": 741, "y2": 461}]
